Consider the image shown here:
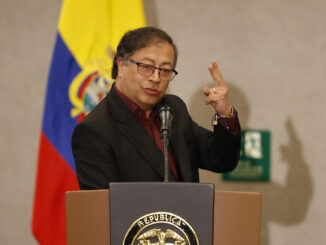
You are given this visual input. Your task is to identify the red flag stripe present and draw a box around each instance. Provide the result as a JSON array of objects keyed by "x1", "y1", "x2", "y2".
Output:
[{"x1": 32, "y1": 132, "x2": 79, "y2": 245}]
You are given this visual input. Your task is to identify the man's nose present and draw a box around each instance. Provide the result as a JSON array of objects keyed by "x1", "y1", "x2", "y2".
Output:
[{"x1": 150, "y1": 68, "x2": 160, "y2": 82}]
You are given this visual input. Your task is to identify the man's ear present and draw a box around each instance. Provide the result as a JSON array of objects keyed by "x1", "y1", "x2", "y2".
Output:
[{"x1": 116, "y1": 57, "x2": 125, "y2": 77}]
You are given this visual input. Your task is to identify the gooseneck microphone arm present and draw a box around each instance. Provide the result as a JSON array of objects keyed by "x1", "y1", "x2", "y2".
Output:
[{"x1": 159, "y1": 105, "x2": 173, "y2": 182}]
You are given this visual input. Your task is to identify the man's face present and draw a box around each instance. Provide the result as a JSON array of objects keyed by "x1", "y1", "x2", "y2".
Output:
[{"x1": 116, "y1": 41, "x2": 175, "y2": 112}]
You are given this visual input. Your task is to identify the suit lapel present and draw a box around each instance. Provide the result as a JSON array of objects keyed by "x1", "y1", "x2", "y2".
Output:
[{"x1": 107, "y1": 89, "x2": 165, "y2": 179}]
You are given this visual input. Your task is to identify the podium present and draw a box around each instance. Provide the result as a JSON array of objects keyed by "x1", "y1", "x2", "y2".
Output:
[{"x1": 66, "y1": 183, "x2": 261, "y2": 245}]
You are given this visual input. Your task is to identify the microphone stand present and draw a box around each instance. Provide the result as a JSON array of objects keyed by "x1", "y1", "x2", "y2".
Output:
[
  {"x1": 159, "y1": 105, "x2": 173, "y2": 182},
  {"x1": 161, "y1": 130, "x2": 169, "y2": 182}
]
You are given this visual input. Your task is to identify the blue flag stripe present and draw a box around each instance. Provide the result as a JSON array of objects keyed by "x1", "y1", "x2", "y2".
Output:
[{"x1": 42, "y1": 33, "x2": 81, "y2": 172}]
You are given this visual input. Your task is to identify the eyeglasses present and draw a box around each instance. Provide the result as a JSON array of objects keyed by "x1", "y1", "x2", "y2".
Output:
[{"x1": 128, "y1": 58, "x2": 178, "y2": 81}]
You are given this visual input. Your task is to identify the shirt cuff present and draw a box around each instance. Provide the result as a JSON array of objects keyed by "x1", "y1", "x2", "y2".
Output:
[{"x1": 211, "y1": 107, "x2": 240, "y2": 136}]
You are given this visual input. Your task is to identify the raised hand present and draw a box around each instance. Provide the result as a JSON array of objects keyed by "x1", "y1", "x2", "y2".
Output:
[{"x1": 203, "y1": 60, "x2": 232, "y2": 116}]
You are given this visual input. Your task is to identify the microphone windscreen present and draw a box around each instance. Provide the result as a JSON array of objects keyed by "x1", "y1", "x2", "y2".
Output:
[{"x1": 159, "y1": 105, "x2": 173, "y2": 138}]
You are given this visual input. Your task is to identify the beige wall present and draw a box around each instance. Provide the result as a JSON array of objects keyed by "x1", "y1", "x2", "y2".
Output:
[{"x1": 1, "y1": 0, "x2": 325, "y2": 244}]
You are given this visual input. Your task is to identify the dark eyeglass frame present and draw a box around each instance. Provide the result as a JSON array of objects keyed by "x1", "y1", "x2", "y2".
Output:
[{"x1": 128, "y1": 58, "x2": 178, "y2": 81}]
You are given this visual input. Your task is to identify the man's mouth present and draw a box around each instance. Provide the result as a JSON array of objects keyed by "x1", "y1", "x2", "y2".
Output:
[{"x1": 144, "y1": 88, "x2": 159, "y2": 95}]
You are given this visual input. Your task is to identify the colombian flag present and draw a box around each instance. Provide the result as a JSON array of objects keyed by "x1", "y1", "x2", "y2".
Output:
[{"x1": 32, "y1": 1, "x2": 146, "y2": 244}]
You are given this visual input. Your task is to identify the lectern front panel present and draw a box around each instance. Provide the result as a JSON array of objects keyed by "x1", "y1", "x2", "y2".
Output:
[{"x1": 110, "y1": 182, "x2": 214, "y2": 245}]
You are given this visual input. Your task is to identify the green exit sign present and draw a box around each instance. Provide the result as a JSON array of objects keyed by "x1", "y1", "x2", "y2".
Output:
[{"x1": 223, "y1": 129, "x2": 270, "y2": 182}]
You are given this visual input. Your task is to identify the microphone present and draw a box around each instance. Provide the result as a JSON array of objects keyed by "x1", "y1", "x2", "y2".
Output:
[
  {"x1": 159, "y1": 105, "x2": 173, "y2": 138},
  {"x1": 158, "y1": 105, "x2": 173, "y2": 182}
]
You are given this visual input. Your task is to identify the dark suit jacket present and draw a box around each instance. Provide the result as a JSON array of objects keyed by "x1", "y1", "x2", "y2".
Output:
[{"x1": 72, "y1": 88, "x2": 241, "y2": 189}]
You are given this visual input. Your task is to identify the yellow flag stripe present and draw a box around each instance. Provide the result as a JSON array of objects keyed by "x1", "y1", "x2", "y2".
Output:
[
  {"x1": 58, "y1": 0, "x2": 146, "y2": 68},
  {"x1": 109, "y1": 1, "x2": 146, "y2": 51}
]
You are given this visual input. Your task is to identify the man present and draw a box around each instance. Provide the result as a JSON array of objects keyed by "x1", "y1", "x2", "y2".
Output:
[{"x1": 72, "y1": 27, "x2": 241, "y2": 189}]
